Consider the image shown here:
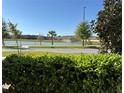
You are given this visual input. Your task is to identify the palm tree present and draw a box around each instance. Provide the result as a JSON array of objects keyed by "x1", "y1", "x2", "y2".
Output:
[
  {"x1": 2, "y1": 19, "x2": 9, "y2": 46},
  {"x1": 47, "y1": 30, "x2": 57, "y2": 45},
  {"x1": 16, "y1": 30, "x2": 22, "y2": 52},
  {"x1": 8, "y1": 21, "x2": 22, "y2": 53}
]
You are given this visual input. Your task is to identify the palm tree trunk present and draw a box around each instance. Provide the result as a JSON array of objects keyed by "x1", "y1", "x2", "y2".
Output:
[
  {"x1": 16, "y1": 39, "x2": 19, "y2": 54},
  {"x1": 52, "y1": 39, "x2": 53, "y2": 45},
  {"x1": 51, "y1": 37, "x2": 54, "y2": 45}
]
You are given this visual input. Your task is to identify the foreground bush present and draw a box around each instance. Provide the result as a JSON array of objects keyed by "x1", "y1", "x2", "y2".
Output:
[{"x1": 2, "y1": 54, "x2": 122, "y2": 93}]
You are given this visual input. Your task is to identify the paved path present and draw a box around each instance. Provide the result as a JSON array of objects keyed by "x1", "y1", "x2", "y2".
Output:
[{"x1": 2, "y1": 48, "x2": 99, "y2": 54}]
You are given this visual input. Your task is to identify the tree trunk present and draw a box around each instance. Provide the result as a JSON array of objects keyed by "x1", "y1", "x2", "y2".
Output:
[
  {"x1": 88, "y1": 39, "x2": 90, "y2": 45},
  {"x1": 86, "y1": 39, "x2": 88, "y2": 46},
  {"x1": 82, "y1": 39, "x2": 84, "y2": 47},
  {"x1": 52, "y1": 39, "x2": 53, "y2": 45},
  {"x1": 85, "y1": 39, "x2": 86, "y2": 46},
  {"x1": 40, "y1": 40, "x2": 42, "y2": 45},
  {"x1": 16, "y1": 39, "x2": 19, "y2": 54},
  {"x1": 51, "y1": 37, "x2": 53, "y2": 45},
  {"x1": 2, "y1": 38, "x2": 5, "y2": 46},
  {"x1": 20, "y1": 40, "x2": 22, "y2": 52}
]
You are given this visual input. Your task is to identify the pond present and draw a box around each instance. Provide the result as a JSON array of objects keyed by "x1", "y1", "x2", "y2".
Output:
[{"x1": 4, "y1": 41, "x2": 82, "y2": 46}]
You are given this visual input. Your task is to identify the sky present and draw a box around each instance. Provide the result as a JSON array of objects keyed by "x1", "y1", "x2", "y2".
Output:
[{"x1": 2, "y1": 0, "x2": 103, "y2": 36}]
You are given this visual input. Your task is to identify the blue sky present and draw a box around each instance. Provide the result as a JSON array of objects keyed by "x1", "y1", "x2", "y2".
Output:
[{"x1": 3, "y1": 0, "x2": 103, "y2": 36}]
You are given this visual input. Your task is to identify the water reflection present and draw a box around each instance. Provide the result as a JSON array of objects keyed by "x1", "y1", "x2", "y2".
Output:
[{"x1": 5, "y1": 41, "x2": 82, "y2": 46}]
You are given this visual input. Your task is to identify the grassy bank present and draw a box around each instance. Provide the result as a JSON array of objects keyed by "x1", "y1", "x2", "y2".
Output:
[{"x1": 2, "y1": 51, "x2": 81, "y2": 57}]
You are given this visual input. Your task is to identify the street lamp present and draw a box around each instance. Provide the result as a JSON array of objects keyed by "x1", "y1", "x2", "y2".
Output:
[{"x1": 83, "y1": 7, "x2": 86, "y2": 22}]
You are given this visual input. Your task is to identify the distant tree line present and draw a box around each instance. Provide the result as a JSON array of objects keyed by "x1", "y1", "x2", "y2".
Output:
[
  {"x1": 22, "y1": 35, "x2": 45, "y2": 40},
  {"x1": 4, "y1": 34, "x2": 55, "y2": 40}
]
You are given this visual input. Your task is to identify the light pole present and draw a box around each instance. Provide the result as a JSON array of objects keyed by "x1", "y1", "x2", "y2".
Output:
[
  {"x1": 83, "y1": 7, "x2": 86, "y2": 47},
  {"x1": 83, "y1": 7, "x2": 86, "y2": 22}
]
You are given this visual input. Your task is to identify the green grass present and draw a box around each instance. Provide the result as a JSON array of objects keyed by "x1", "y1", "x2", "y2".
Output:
[
  {"x1": 86, "y1": 41, "x2": 100, "y2": 45},
  {"x1": 3, "y1": 46, "x2": 18, "y2": 49},
  {"x1": 2, "y1": 51, "x2": 81, "y2": 57},
  {"x1": 3, "y1": 45, "x2": 100, "y2": 49}
]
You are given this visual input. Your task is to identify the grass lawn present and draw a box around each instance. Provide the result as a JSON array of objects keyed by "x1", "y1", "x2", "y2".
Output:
[{"x1": 2, "y1": 51, "x2": 81, "y2": 57}]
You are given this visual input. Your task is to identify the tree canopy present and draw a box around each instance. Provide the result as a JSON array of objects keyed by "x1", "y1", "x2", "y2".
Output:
[
  {"x1": 75, "y1": 22, "x2": 91, "y2": 46},
  {"x1": 75, "y1": 22, "x2": 91, "y2": 39},
  {"x1": 47, "y1": 30, "x2": 57, "y2": 45},
  {"x1": 95, "y1": 0, "x2": 122, "y2": 54},
  {"x1": 8, "y1": 21, "x2": 22, "y2": 53},
  {"x1": 47, "y1": 31, "x2": 57, "y2": 38},
  {"x1": 2, "y1": 19, "x2": 9, "y2": 46}
]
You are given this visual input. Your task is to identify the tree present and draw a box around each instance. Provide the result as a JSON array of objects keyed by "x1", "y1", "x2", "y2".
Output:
[
  {"x1": 90, "y1": 20, "x2": 96, "y2": 33},
  {"x1": 8, "y1": 21, "x2": 22, "y2": 53},
  {"x1": 47, "y1": 31, "x2": 57, "y2": 45},
  {"x1": 95, "y1": 0, "x2": 122, "y2": 54},
  {"x1": 2, "y1": 19, "x2": 9, "y2": 46},
  {"x1": 17, "y1": 30, "x2": 22, "y2": 50},
  {"x1": 37, "y1": 34, "x2": 44, "y2": 45},
  {"x1": 75, "y1": 22, "x2": 91, "y2": 46}
]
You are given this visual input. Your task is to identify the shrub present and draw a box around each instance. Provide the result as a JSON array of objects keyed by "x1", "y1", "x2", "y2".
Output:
[{"x1": 2, "y1": 54, "x2": 122, "y2": 93}]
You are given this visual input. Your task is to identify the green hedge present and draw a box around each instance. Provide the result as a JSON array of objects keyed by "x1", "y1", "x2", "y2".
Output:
[{"x1": 2, "y1": 54, "x2": 122, "y2": 93}]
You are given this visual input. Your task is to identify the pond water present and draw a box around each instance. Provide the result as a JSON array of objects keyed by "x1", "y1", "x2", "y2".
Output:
[{"x1": 4, "y1": 41, "x2": 82, "y2": 46}]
